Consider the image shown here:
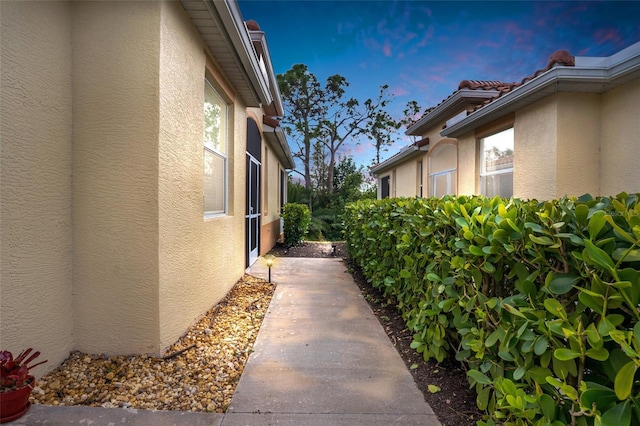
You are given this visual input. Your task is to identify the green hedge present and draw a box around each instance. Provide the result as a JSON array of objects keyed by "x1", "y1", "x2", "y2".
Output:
[
  {"x1": 282, "y1": 202, "x2": 311, "y2": 247},
  {"x1": 344, "y1": 194, "x2": 640, "y2": 426}
]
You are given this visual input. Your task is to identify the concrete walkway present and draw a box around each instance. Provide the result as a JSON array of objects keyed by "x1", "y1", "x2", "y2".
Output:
[{"x1": 16, "y1": 257, "x2": 440, "y2": 425}]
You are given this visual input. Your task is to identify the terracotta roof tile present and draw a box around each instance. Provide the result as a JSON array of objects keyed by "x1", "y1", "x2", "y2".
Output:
[
  {"x1": 246, "y1": 20, "x2": 260, "y2": 31},
  {"x1": 263, "y1": 115, "x2": 280, "y2": 128},
  {"x1": 471, "y1": 49, "x2": 575, "y2": 112},
  {"x1": 458, "y1": 80, "x2": 512, "y2": 90}
]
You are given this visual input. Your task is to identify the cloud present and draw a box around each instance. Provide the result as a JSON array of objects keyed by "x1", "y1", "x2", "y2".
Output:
[
  {"x1": 383, "y1": 40, "x2": 392, "y2": 57},
  {"x1": 593, "y1": 28, "x2": 623, "y2": 46},
  {"x1": 389, "y1": 86, "x2": 409, "y2": 97}
]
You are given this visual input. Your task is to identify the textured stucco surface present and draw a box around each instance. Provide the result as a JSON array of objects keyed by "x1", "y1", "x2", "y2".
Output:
[
  {"x1": 556, "y1": 93, "x2": 600, "y2": 198},
  {"x1": 259, "y1": 149, "x2": 280, "y2": 256},
  {"x1": 600, "y1": 78, "x2": 640, "y2": 195},
  {"x1": 394, "y1": 157, "x2": 424, "y2": 198},
  {"x1": 2, "y1": 0, "x2": 293, "y2": 365},
  {"x1": 514, "y1": 97, "x2": 558, "y2": 200},
  {"x1": 456, "y1": 134, "x2": 477, "y2": 196},
  {"x1": 0, "y1": 1, "x2": 75, "y2": 375},
  {"x1": 157, "y1": 1, "x2": 246, "y2": 351},
  {"x1": 71, "y1": 1, "x2": 161, "y2": 355}
]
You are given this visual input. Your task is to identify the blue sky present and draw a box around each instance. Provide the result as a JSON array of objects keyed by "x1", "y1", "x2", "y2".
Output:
[{"x1": 238, "y1": 0, "x2": 640, "y2": 167}]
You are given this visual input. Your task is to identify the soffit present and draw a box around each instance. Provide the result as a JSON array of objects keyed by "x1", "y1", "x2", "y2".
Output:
[
  {"x1": 406, "y1": 89, "x2": 500, "y2": 136},
  {"x1": 370, "y1": 139, "x2": 429, "y2": 175},
  {"x1": 180, "y1": 0, "x2": 271, "y2": 108}
]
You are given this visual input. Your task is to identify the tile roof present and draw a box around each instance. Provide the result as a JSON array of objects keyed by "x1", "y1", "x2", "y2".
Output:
[
  {"x1": 382, "y1": 49, "x2": 578, "y2": 172},
  {"x1": 458, "y1": 80, "x2": 512, "y2": 90},
  {"x1": 369, "y1": 137, "x2": 429, "y2": 174},
  {"x1": 470, "y1": 49, "x2": 575, "y2": 112}
]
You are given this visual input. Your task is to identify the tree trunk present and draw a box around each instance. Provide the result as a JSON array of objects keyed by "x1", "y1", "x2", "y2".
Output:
[{"x1": 327, "y1": 149, "x2": 336, "y2": 194}]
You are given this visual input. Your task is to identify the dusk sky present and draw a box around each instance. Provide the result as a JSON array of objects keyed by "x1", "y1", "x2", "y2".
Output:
[{"x1": 238, "y1": 0, "x2": 640, "y2": 167}]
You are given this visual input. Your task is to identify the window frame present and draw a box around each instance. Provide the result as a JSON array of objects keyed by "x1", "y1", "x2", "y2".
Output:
[
  {"x1": 203, "y1": 78, "x2": 229, "y2": 217},
  {"x1": 429, "y1": 167, "x2": 457, "y2": 197},
  {"x1": 478, "y1": 127, "x2": 514, "y2": 198},
  {"x1": 380, "y1": 175, "x2": 390, "y2": 198},
  {"x1": 416, "y1": 161, "x2": 423, "y2": 197},
  {"x1": 427, "y1": 141, "x2": 458, "y2": 198}
]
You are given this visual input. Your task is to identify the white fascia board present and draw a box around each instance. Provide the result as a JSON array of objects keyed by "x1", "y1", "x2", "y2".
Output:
[
  {"x1": 441, "y1": 68, "x2": 609, "y2": 138},
  {"x1": 441, "y1": 69, "x2": 563, "y2": 138},
  {"x1": 405, "y1": 89, "x2": 498, "y2": 136},
  {"x1": 249, "y1": 30, "x2": 284, "y2": 117},
  {"x1": 370, "y1": 145, "x2": 420, "y2": 176},
  {"x1": 263, "y1": 124, "x2": 295, "y2": 169},
  {"x1": 212, "y1": 0, "x2": 272, "y2": 107},
  {"x1": 442, "y1": 42, "x2": 640, "y2": 139}
]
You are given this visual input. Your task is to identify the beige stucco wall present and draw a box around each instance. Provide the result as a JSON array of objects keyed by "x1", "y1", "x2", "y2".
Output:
[
  {"x1": 600, "y1": 78, "x2": 640, "y2": 195},
  {"x1": 418, "y1": 120, "x2": 447, "y2": 143},
  {"x1": 1, "y1": 0, "x2": 288, "y2": 368},
  {"x1": 72, "y1": 1, "x2": 250, "y2": 355},
  {"x1": 0, "y1": 1, "x2": 75, "y2": 375},
  {"x1": 513, "y1": 97, "x2": 558, "y2": 200},
  {"x1": 258, "y1": 136, "x2": 285, "y2": 254},
  {"x1": 555, "y1": 93, "x2": 601, "y2": 198},
  {"x1": 456, "y1": 134, "x2": 476, "y2": 195},
  {"x1": 157, "y1": 1, "x2": 246, "y2": 352},
  {"x1": 72, "y1": 1, "x2": 161, "y2": 354},
  {"x1": 392, "y1": 156, "x2": 424, "y2": 197},
  {"x1": 449, "y1": 77, "x2": 640, "y2": 201}
]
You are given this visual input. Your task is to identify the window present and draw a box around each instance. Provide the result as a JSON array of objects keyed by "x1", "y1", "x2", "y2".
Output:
[
  {"x1": 428, "y1": 142, "x2": 457, "y2": 197},
  {"x1": 263, "y1": 146, "x2": 269, "y2": 214},
  {"x1": 203, "y1": 80, "x2": 228, "y2": 216},
  {"x1": 479, "y1": 128, "x2": 513, "y2": 198},
  {"x1": 279, "y1": 169, "x2": 286, "y2": 212},
  {"x1": 417, "y1": 161, "x2": 423, "y2": 197},
  {"x1": 380, "y1": 176, "x2": 390, "y2": 198}
]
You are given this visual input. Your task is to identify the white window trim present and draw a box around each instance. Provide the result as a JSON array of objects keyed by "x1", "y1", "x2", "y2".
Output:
[
  {"x1": 417, "y1": 161, "x2": 423, "y2": 197},
  {"x1": 429, "y1": 167, "x2": 456, "y2": 197},
  {"x1": 478, "y1": 127, "x2": 514, "y2": 198},
  {"x1": 204, "y1": 80, "x2": 229, "y2": 218}
]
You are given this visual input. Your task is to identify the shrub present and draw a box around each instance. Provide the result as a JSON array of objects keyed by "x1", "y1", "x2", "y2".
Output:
[
  {"x1": 344, "y1": 194, "x2": 640, "y2": 426},
  {"x1": 282, "y1": 202, "x2": 311, "y2": 247}
]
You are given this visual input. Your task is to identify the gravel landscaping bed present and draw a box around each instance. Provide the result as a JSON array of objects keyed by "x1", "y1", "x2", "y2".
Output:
[
  {"x1": 31, "y1": 274, "x2": 274, "y2": 413},
  {"x1": 31, "y1": 242, "x2": 481, "y2": 425}
]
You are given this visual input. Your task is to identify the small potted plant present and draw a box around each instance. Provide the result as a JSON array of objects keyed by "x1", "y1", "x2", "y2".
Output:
[{"x1": 0, "y1": 349, "x2": 47, "y2": 423}]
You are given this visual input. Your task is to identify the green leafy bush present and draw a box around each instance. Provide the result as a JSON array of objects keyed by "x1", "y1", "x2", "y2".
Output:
[
  {"x1": 282, "y1": 202, "x2": 311, "y2": 247},
  {"x1": 344, "y1": 194, "x2": 640, "y2": 426}
]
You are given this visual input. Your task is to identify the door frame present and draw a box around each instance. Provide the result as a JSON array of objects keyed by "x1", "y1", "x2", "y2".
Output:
[{"x1": 246, "y1": 152, "x2": 261, "y2": 266}]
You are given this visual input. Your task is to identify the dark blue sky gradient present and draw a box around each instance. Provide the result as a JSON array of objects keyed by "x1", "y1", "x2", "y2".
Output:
[{"x1": 238, "y1": 0, "x2": 640, "y2": 164}]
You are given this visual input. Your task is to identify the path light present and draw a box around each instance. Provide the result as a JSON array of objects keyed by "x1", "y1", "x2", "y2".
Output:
[{"x1": 265, "y1": 255, "x2": 275, "y2": 283}]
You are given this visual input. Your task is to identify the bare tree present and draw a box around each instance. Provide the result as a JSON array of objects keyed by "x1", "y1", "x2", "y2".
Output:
[
  {"x1": 364, "y1": 98, "x2": 422, "y2": 165},
  {"x1": 277, "y1": 64, "x2": 325, "y2": 192},
  {"x1": 320, "y1": 85, "x2": 397, "y2": 193}
]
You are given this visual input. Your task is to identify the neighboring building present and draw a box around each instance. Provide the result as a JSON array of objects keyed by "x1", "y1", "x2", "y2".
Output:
[
  {"x1": 373, "y1": 41, "x2": 640, "y2": 200},
  {"x1": 371, "y1": 83, "x2": 505, "y2": 198},
  {"x1": 0, "y1": 0, "x2": 293, "y2": 374}
]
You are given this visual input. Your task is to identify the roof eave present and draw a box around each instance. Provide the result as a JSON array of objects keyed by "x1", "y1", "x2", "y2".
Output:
[
  {"x1": 263, "y1": 124, "x2": 295, "y2": 169},
  {"x1": 249, "y1": 29, "x2": 285, "y2": 116},
  {"x1": 406, "y1": 89, "x2": 499, "y2": 136},
  {"x1": 442, "y1": 47, "x2": 640, "y2": 139},
  {"x1": 370, "y1": 145, "x2": 421, "y2": 176},
  {"x1": 180, "y1": 0, "x2": 272, "y2": 108}
]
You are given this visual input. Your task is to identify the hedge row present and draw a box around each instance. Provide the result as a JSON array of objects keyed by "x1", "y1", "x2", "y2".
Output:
[
  {"x1": 343, "y1": 194, "x2": 640, "y2": 426},
  {"x1": 282, "y1": 202, "x2": 311, "y2": 247}
]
